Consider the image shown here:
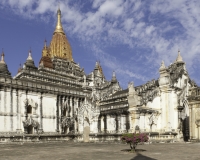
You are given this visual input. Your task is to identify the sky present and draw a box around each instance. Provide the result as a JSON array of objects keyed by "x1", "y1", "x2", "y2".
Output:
[{"x1": 0, "y1": 0, "x2": 200, "y2": 89}]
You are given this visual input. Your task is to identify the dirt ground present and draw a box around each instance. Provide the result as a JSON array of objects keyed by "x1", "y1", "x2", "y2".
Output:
[{"x1": 0, "y1": 141, "x2": 199, "y2": 160}]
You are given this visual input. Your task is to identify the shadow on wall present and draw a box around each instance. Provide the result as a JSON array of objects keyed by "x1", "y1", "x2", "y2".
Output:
[{"x1": 130, "y1": 153, "x2": 157, "y2": 160}]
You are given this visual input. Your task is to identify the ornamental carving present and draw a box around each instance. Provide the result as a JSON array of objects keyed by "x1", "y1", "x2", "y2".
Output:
[
  {"x1": 23, "y1": 98, "x2": 38, "y2": 108},
  {"x1": 61, "y1": 116, "x2": 74, "y2": 128},
  {"x1": 23, "y1": 117, "x2": 39, "y2": 129},
  {"x1": 148, "y1": 112, "x2": 159, "y2": 126}
]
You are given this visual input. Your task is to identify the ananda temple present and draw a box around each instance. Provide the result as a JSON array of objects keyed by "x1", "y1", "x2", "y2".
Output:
[{"x1": 0, "y1": 8, "x2": 200, "y2": 142}]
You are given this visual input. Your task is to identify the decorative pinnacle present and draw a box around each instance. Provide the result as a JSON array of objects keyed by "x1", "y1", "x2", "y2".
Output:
[
  {"x1": 95, "y1": 61, "x2": 98, "y2": 68},
  {"x1": 112, "y1": 71, "x2": 116, "y2": 78},
  {"x1": 176, "y1": 50, "x2": 183, "y2": 62},
  {"x1": 0, "y1": 49, "x2": 5, "y2": 63},
  {"x1": 159, "y1": 60, "x2": 165, "y2": 70},
  {"x1": 112, "y1": 71, "x2": 117, "y2": 82},
  {"x1": 27, "y1": 50, "x2": 33, "y2": 60},
  {"x1": 54, "y1": 6, "x2": 64, "y2": 34}
]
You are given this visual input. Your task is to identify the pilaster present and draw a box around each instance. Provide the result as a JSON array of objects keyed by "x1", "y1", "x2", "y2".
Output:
[
  {"x1": 69, "y1": 97, "x2": 73, "y2": 117},
  {"x1": 10, "y1": 87, "x2": 13, "y2": 131},
  {"x1": 4, "y1": 87, "x2": 7, "y2": 130},
  {"x1": 104, "y1": 114, "x2": 107, "y2": 133},
  {"x1": 189, "y1": 105, "x2": 192, "y2": 139},
  {"x1": 56, "y1": 95, "x2": 60, "y2": 133},
  {"x1": 16, "y1": 89, "x2": 21, "y2": 132},
  {"x1": 39, "y1": 93, "x2": 43, "y2": 133}
]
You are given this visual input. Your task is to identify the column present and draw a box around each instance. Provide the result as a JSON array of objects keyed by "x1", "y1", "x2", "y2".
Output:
[
  {"x1": 56, "y1": 95, "x2": 60, "y2": 133},
  {"x1": 16, "y1": 89, "x2": 21, "y2": 132},
  {"x1": 10, "y1": 87, "x2": 13, "y2": 131},
  {"x1": 74, "y1": 97, "x2": 78, "y2": 133},
  {"x1": 192, "y1": 107, "x2": 196, "y2": 139},
  {"x1": 69, "y1": 97, "x2": 73, "y2": 117},
  {"x1": 118, "y1": 115, "x2": 121, "y2": 131},
  {"x1": 189, "y1": 105, "x2": 192, "y2": 139},
  {"x1": 104, "y1": 114, "x2": 107, "y2": 133},
  {"x1": 72, "y1": 97, "x2": 74, "y2": 117},
  {"x1": 4, "y1": 87, "x2": 7, "y2": 131},
  {"x1": 115, "y1": 114, "x2": 118, "y2": 133},
  {"x1": 144, "y1": 113, "x2": 146, "y2": 130},
  {"x1": 126, "y1": 112, "x2": 130, "y2": 131},
  {"x1": 0, "y1": 89, "x2": 1, "y2": 112},
  {"x1": 106, "y1": 114, "x2": 110, "y2": 132},
  {"x1": 98, "y1": 115, "x2": 101, "y2": 133},
  {"x1": 60, "y1": 96, "x2": 64, "y2": 133},
  {"x1": 80, "y1": 98, "x2": 83, "y2": 108},
  {"x1": 39, "y1": 93, "x2": 43, "y2": 132},
  {"x1": 60, "y1": 96, "x2": 63, "y2": 122},
  {"x1": 65, "y1": 96, "x2": 69, "y2": 116},
  {"x1": 120, "y1": 115, "x2": 125, "y2": 131}
]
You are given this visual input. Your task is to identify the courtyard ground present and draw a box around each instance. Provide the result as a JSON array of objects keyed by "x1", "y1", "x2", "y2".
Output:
[{"x1": 0, "y1": 141, "x2": 199, "y2": 160}]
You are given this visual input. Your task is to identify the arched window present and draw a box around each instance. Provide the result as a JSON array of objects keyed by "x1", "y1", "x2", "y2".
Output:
[
  {"x1": 63, "y1": 108, "x2": 67, "y2": 116},
  {"x1": 27, "y1": 105, "x2": 32, "y2": 114}
]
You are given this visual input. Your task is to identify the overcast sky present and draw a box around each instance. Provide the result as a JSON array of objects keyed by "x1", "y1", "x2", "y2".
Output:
[{"x1": 0, "y1": 0, "x2": 200, "y2": 89}]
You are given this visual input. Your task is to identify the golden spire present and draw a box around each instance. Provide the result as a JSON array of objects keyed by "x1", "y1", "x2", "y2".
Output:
[
  {"x1": 54, "y1": 7, "x2": 64, "y2": 34},
  {"x1": 42, "y1": 39, "x2": 50, "y2": 57},
  {"x1": 48, "y1": 8, "x2": 73, "y2": 61}
]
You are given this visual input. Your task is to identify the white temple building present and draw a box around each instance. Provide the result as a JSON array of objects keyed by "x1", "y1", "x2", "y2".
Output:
[{"x1": 0, "y1": 8, "x2": 199, "y2": 142}]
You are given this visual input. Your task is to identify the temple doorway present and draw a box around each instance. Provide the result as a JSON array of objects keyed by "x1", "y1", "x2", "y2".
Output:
[
  {"x1": 27, "y1": 105, "x2": 32, "y2": 114},
  {"x1": 64, "y1": 126, "x2": 68, "y2": 134},
  {"x1": 27, "y1": 125, "x2": 33, "y2": 134},
  {"x1": 182, "y1": 116, "x2": 190, "y2": 141}
]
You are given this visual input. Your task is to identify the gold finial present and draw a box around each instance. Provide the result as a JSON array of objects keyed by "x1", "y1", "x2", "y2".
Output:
[
  {"x1": 42, "y1": 39, "x2": 50, "y2": 57},
  {"x1": 54, "y1": 5, "x2": 64, "y2": 34},
  {"x1": 44, "y1": 39, "x2": 47, "y2": 48}
]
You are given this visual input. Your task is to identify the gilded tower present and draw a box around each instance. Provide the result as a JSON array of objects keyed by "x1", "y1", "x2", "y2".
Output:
[
  {"x1": 49, "y1": 8, "x2": 73, "y2": 61},
  {"x1": 40, "y1": 8, "x2": 73, "y2": 68}
]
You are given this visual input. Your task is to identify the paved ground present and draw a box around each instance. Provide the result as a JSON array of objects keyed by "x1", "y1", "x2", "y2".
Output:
[{"x1": 0, "y1": 141, "x2": 199, "y2": 160}]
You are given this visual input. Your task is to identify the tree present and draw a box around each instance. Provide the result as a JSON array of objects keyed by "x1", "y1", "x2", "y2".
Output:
[{"x1": 121, "y1": 133, "x2": 149, "y2": 152}]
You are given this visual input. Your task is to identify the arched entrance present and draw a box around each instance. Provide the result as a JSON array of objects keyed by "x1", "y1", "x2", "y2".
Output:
[
  {"x1": 27, "y1": 105, "x2": 32, "y2": 114},
  {"x1": 27, "y1": 125, "x2": 33, "y2": 134},
  {"x1": 181, "y1": 101, "x2": 190, "y2": 141},
  {"x1": 182, "y1": 114, "x2": 190, "y2": 141}
]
